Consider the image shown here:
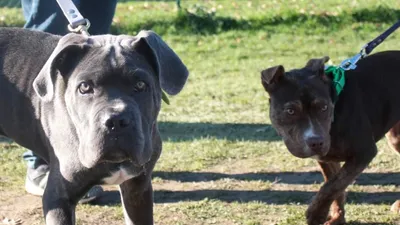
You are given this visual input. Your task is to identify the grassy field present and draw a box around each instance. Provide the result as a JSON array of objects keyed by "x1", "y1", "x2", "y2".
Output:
[{"x1": 2, "y1": 0, "x2": 400, "y2": 224}]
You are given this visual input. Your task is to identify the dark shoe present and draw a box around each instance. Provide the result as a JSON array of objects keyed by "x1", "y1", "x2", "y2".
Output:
[{"x1": 78, "y1": 185, "x2": 104, "y2": 204}]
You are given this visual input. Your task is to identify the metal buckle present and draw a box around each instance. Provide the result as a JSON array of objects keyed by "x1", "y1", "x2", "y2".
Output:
[
  {"x1": 339, "y1": 44, "x2": 367, "y2": 70},
  {"x1": 67, "y1": 18, "x2": 91, "y2": 36}
]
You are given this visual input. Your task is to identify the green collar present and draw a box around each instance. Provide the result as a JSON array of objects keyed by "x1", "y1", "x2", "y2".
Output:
[
  {"x1": 162, "y1": 90, "x2": 170, "y2": 105},
  {"x1": 324, "y1": 65, "x2": 346, "y2": 103}
]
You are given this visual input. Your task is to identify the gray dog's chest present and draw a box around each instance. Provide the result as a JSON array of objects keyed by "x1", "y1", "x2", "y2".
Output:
[
  {"x1": 102, "y1": 168, "x2": 135, "y2": 185},
  {"x1": 100, "y1": 162, "x2": 143, "y2": 185}
]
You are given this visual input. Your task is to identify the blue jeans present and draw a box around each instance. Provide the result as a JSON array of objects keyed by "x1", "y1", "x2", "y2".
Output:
[
  {"x1": 21, "y1": 0, "x2": 117, "y2": 169},
  {"x1": 22, "y1": 0, "x2": 117, "y2": 35}
]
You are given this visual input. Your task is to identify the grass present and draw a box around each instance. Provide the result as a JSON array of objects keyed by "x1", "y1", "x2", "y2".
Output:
[{"x1": 2, "y1": 0, "x2": 400, "y2": 224}]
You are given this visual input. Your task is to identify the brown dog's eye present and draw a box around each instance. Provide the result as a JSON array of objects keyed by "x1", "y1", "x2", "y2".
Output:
[
  {"x1": 321, "y1": 105, "x2": 328, "y2": 112},
  {"x1": 78, "y1": 82, "x2": 93, "y2": 94},
  {"x1": 285, "y1": 108, "x2": 295, "y2": 115},
  {"x1": 134, "y1": 81, "x2": 147, "y2": 92}
]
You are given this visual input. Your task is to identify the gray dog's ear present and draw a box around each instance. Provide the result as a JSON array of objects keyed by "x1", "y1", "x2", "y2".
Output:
[
  {"x1": 131, "y1": 30, "x2": 189, "y2": 95},
  {"x1": 305, "y1": 56, "x2": 330, "y2": 71},
  {"x1": 33, "y1": 33, "x2": 88, "y2": 102},
  {"x1": 261, "y1": 65, "x2": 285, "y2": 92}
]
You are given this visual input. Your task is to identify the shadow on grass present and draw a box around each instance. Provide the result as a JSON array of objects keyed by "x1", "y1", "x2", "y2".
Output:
[
  {"x1": 111, "y1": 6, "x2": 400, "y2": 35},
  {"x1": 152, "y1": 171, "x2": 400, "y2": 186},
  {"x1": 0, "y1": 122, "x2": 280, "y2": 143},
  {"x1": 96, "y1": 189, "x2": 400, "y2": 205},
  {"x1": 0, "y1": 0, "x2": 20, "y2": 8},
  {"x1": 158, "y1": 122, "x2": 280, "y2": 142},
  {"x1": 0, "y1": 136, "x2": 11, "y2": 143},
  {"x1": 95, "y1": 171, "x2": 400, "y2": 206},
  {"x1": 2, "y1": 6, "x2": 400, "y2": 35},
  {"x1": 347, "y1": 223, "x2": 396, "y2": 225}
]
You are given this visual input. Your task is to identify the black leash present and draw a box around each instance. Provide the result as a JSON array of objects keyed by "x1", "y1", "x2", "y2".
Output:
[
  {"x1": 325, "y1": 19, "x2": 400, "y2": 109},
  {"x1": 364, "y1": 20, "x2": 400, "y2": 55},
  {"x1": 339, "y1": 19, "x2": 400, "y2": 70}
]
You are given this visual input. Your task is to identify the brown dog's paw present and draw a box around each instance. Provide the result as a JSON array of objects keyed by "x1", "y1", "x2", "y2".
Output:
[
  {"x1": 324, "y1": 210, "x2": 345, "y2": 225},
  {"x1": 391, "y1": 200, "x2": 400, "y2": 213}
]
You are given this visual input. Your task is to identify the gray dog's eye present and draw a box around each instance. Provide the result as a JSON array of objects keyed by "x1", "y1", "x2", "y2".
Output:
[
  {"x1": 78, "y1": 82, "x2": 93, "y2": 94},
  {"x1": 321, "y1": 104, "x2": 328, "y2": 112},
  {"x1": 134, "y1": 81, "x2": 147, "y2": 92}
]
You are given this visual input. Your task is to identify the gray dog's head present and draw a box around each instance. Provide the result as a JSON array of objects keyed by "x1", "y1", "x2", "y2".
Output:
[
  {"x1": 261, "y1": 57, "x2": 334, "y2": 159},
  {"x1": 33, "y1": 31, "x2": 188, "y2": 171}
]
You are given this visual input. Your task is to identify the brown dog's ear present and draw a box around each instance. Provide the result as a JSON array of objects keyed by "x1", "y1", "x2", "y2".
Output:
[
  {"x1": 33, "y1": 33, "x2": 89, "y2": 102},
  {"x1": 131, "y1": 30, "x2": 189, "y2": 96},
  {"x1": 261, "y1": 65, "x2": 285, "y2": 92},
  {"x1": 305, "y1": 56, "x2": 330, "y2": 71}
]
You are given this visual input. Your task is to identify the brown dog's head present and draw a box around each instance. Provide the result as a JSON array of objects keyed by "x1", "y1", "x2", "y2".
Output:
[{"x1": 261, "y1": 57, "x2": 335, "y2": 159}]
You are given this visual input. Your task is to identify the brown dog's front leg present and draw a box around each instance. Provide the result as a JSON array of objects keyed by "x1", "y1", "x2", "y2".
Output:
[
  {"x1": 119, "y1": 174, "x2": 154, "y2": 225},
  {"x1": 318, "y1": 162, "x2": 346, "y2": 225},
  {"x1": 385, "y1": 121, "x2": 400, "y2": 154},
  {"x1": 307, "y1": 147, "x2": 376, "y2": 225}
]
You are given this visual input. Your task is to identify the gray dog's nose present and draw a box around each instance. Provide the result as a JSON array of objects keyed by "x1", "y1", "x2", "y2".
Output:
[
  {"x1": 105, "y1": 114, "x2": 131, "y2": 132},
  {"x1": 306, "y1": 136, "x2": 324, "y2": 153}
]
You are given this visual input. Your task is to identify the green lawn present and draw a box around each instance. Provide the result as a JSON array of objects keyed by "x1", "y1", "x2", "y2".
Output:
[{"x1": 1, "y1": 0, "x2": 400, "y2": 224}]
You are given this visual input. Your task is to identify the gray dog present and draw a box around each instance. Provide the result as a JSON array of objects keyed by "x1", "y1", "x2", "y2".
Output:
[{"x1": 0, "y1": 28, "x2": 188, "y2": 225}]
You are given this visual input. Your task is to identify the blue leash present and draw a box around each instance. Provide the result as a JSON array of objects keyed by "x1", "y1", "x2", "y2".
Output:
[{"x1": 339, "y1": 20, "x2": 400, "y2": 70}]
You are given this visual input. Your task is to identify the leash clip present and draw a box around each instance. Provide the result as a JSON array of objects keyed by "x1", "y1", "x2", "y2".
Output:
[
  {"x1": 339, "y1": 44, "x2": 367, "y2": 71},
  {"x1": 57, "y1": 0, "x2": 91, "y2": 36},
  {"x1": 68, "y1": 18, "x2": 91, "y2": 36}
]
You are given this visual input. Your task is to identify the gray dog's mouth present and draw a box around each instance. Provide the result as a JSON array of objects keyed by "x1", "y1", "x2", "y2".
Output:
[
  {"x1": 101, "y1": 158, "x2": 132, "y2": 164},
  {"x1": 99, "y1": 150, "x2": 131, "y2": 164}
]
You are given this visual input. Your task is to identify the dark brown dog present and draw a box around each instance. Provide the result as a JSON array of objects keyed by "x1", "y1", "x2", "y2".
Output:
[{"x1": 261, "y1": 51, "x2": 400, "y2": 225}]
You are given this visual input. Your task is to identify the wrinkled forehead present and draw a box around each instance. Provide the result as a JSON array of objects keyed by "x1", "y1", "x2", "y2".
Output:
[
  {"x1": 73, "y1": 40, "x2": 155, "y2": 81},
  {"x1": 88, "y1": 34, "x2": 140, "y2": 49},
  {"x1": 272, "y1": 68, "x2": 331, "y2": 105}
]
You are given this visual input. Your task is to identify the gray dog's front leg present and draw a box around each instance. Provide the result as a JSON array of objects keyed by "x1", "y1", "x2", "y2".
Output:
[
  {"x1": 43, "y1": 196, "x2": 75, "y2": 225},
  {"x1": 120, "y1": 175, "x2": 154, "y2": 225},
  {"x1": 42, "y1": 173, "x2": 77, "y2": 225},
  {"x1": 42, "y1": 164, "x2": 93, "y2": 225}
]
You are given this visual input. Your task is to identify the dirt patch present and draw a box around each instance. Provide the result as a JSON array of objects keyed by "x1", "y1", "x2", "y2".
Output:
[
  {"x1": 0, "y1": 188, "x2": 124, "y2": 225},
  {"x1": 0, "y1": 193, "x2": 42, "y2": 225},
  {"x1": 1, "y1": 157, "x2": 400, "y2": 224}
]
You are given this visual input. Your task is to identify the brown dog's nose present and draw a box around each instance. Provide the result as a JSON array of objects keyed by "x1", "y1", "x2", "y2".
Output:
[
  {"x1": 306, "y1": 136, "x2": 324, "y2": 153},
  {"x1": 105, "y1": 114, "x2": 131, "y2": 132}
]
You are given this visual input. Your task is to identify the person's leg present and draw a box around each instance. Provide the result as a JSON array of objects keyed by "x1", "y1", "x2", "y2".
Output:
[
  {"x1": 22, "y1": 149, "x2": 47, "y2": 169},
  {"x1": 23, "y1": 150, "x2": 49, "y2": 196},
  {"x1": 21, "y1": 0, "x2": 69, "y2": 35},
  {"x1": 79, "y1": 0, "x2": 117, "y2": 35}
]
